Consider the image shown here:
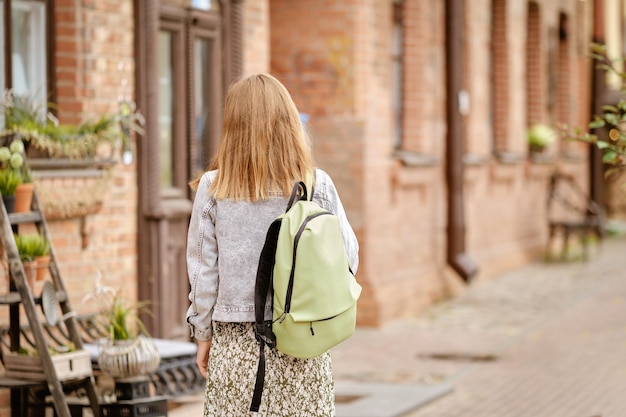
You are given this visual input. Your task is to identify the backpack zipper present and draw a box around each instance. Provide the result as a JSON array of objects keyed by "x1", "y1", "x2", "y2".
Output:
[{"x1": 309, "y1": 314, "x2": 338, "y2": 336}]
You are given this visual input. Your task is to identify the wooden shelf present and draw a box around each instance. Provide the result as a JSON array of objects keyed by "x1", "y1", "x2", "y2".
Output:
[
  {"x1": 8, "y1": 212, "x2": 43, "y2": 226},
  {"x1": 0, "y1": 291, "x2": 67, "y2": 306}
]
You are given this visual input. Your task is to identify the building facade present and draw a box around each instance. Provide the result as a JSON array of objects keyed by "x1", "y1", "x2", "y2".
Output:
[{"x1": 0, "y1": 0, "x2": 601, "y2": 385}]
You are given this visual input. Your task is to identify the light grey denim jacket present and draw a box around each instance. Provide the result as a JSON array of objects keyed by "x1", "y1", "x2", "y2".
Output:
[{"x1": 186, "y1": 168, "x2": 359, "y2": 341}]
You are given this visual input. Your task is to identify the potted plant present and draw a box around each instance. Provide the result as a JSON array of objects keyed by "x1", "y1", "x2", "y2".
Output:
[
  {"x1": 82, "y1": 280, "x2": 160, "y2": 378},
  {"x1": 14, "y1": 233, "x2": 49, "y2": 286},
  {"x1": 0, "y1": 90, "x2": 144, "y2": 160},
  {"x1": 0, "y1": 138, "x2": 36, "y2": 213},
  {"x1": 528, "y1": 123, "x2": 557, "y2": 153},
  {"x1": 2, "y1": 138, "x2": 35, "y2": 213},
  {"x1": 0, "y1": 169, "x2": 21, "y2": 212}
]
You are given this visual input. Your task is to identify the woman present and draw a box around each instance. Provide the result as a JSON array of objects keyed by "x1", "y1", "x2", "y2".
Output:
[{"x1": 186, "y1": 73, "x2": 359, "y2": 416}]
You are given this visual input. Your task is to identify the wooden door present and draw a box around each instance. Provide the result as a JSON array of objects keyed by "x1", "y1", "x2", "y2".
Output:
[{"x1": 134, "y1": 0, "x2": 240, "y2": 340}]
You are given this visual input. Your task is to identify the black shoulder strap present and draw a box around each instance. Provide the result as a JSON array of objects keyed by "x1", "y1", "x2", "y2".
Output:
[
  {"x1": 250, "y1": 219, "x2": 281, "y2": 412},
  {"x1": 286, "y1": 181, "x2": 306, "y2": 211}
]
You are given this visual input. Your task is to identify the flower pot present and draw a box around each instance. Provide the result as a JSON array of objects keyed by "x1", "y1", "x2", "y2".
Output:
[
  {"x1": 97, "y1": 336, "x2": 161, "y2": 378},
  {"x1": 14, "y1": 182, "x2": 34, "y2": 213},
  {"x1": 22, "y1": 261, "x2": 37, "y2": 288},
  {"x1": 35, "y1": 255, "x2": 50, "y2": 281},
  {"x1": 2, "y1": 195, "x2": 16, "y2": 213}
]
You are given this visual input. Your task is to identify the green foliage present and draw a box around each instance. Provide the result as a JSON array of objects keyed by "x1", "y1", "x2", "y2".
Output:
[
  {"x1": 0, "y1": 169, "x2": 21, "y2": 197},
  {"x1": 104, "y1": 296, "x2": 151, "y2": 341},
  {"x1": 563, "y1": 43, "x2": 626, "y2": 176},
  {"x1": 14, "y1": 233, "x2": 49, "y2": 262},
  {"x1": 82, "y1": 278, "x2": 151, "y2": 342},
  {"x1": 1, "y1": 90, "x2": 144, "y2": 160}
]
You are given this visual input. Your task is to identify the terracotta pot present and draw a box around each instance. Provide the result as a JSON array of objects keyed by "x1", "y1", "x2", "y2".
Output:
[
  {"x1": 14, "y1": 183, "x2": 35, "y2": 213},
  {"x1": 35, "y1": 255, "x2": 50, "y2": 281},
  {"x1": 22, "y1": 261, "x2": 36, "y2": 288}
]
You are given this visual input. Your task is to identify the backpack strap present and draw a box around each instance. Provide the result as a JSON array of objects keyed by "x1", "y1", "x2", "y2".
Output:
[
  {"x1": 250, "y1": 169, "x2": 315, "y2": 412},
  {"x1": 250, "y1": 219, "x2": 281, "y2": 412},
  {"x1": 286, "y1": 169, "x2": 316, "y2": 211},
  {"x1": 305, "y1": 169, "x2": 316, "y2": 202}
]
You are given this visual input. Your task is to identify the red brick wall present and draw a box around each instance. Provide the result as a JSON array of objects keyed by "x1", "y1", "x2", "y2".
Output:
[
  {"x1": 0, "y1": 3, "x2": 136, "y2": 413},
  {"x1": 269, "y1": 0, "x2": 450, "y2": 326},
  {"x1": 463, "y1": 0, "x2": 591, "y2": 280},
  {"x1": 53, "y1": 0, "x2": 137, "y2": 307},
  {"x1": 243, "y1": 0, "x2": 270, "y2": 75},
  {"x1": 267, "y1": 0, "x2": 593, "y2": 327},
  {"x1": 0, "y1": 0, "x2": 137, "y2": 321}
]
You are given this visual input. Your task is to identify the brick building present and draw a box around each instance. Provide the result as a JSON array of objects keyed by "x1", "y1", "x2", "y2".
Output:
[{"x1": 0, "y1": 2, "x2": 606, "y2": 408}]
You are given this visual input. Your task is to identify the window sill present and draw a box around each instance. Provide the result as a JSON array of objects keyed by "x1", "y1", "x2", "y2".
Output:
[
  {"x1": 463, "y1": 153, "x2": 490, "y2": 166},
  {"x1": 559, "y1": 151, "x2": 587, "y2": 163},
  {"x1": 392, "y1": 150, "x2": 439, "y2": 167},
  {"x1": 494, "y1": 151, "x2": 525, "y2": 165}
]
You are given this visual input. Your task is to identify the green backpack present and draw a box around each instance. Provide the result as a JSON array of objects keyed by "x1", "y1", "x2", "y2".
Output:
[{"x1": 250, "y1": 179, "x2": 361, "y2": 412}]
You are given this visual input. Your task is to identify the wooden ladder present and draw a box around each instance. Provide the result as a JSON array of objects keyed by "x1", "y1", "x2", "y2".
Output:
[{"x1": 0, "y1": 188, "x2": 101, "y2": 417}]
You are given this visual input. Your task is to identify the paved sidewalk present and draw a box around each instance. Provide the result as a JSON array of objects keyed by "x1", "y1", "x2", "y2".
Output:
[{"x1": 169, "y1": 236, "x2": 626, "y2": 417}]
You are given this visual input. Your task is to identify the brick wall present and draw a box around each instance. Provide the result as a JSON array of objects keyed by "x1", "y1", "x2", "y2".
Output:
[
  {"x1": 53, "y1": 0, "x2": 138, "y2": 308},
  {"x1": 0, "y1": 4, "x2": 136, "y2": 415},
  {"x1": 268, "y1": 0, "x2": 592, "y2": 326},
  {"x1": 268, "y1": 0, "x2": 451, "y2": 326},
  {"x1": 243, "y1": 0, "x2": 270, "y2": 75},
  {"x1": 0, "y1": 0, "x2": 137, "y2": 322},
  {"x1": 464, "y1": 0, "x2": 591, "y2": 279}
]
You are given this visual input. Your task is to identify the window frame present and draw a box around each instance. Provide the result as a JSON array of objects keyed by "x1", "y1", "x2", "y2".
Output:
[
  {"x1": 1, "y1": 0, "x2": 54, "y2": 113},
  {"x1": 158, "y1": 18, "x2": 187, "y2": 196},
  {"x1": 188, "y1": 10, "x2": 222, "y2": 179},
  {"x1": 158, "y1": 5, "x2": 223, "y2": 197}
]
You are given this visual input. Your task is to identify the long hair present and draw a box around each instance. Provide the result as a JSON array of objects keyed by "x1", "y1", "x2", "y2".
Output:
[{"x1": 190, "y1": 74, "x2": 314, "y2": 201}]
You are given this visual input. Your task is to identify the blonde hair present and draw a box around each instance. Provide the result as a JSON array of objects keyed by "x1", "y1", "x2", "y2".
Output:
[{"x1": 191, "y1": 74, "x2": 314, "y2": 201}]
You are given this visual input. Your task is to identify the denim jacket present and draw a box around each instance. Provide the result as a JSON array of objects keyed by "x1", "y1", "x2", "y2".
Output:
[{"x1": 186, "y1": 168, "x2": 359, "y2": 341}]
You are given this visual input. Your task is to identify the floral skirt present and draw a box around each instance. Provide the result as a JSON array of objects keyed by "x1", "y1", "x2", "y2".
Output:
[{"x1": 204, "y1": 322, "x2": 335, "y2": 417}]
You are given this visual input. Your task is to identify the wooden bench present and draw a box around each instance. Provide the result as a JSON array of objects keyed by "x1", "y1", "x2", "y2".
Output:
[{"x1": 547, "y1": 172, "x2": 605, "y2": 260}]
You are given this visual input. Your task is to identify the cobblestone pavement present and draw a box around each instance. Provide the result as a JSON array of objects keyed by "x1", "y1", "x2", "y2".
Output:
[{"x1": 332, "y1": 236, "x2": 626, "y2": 417}]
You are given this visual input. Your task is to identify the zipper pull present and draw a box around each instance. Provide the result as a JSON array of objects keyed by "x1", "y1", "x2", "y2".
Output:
[
  {"x1": 310, "y1": 322, "x2": 315, "y2": 336},
  {"x1": 278, "y1": 313, "x2": 287, "y2": 324}
]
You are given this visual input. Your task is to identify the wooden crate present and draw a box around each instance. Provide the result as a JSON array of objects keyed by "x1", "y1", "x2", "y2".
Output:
[{"x1": 3, "y1": 349, "x2": 93, "y2": 381}]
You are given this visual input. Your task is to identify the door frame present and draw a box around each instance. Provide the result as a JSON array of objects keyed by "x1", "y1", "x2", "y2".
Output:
[{"x1": 133, "y1": 0, "x2": 242, "y2": 339}]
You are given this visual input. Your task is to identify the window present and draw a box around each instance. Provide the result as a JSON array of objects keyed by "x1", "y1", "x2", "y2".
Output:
[
  {"x1": 157, "y1": 7, "x2": 222, "y2": 194},
  {"x1": 392, "y1": 0, "x2": 404, "y2": 149},
  {"x1": 192, "y1": 34, "x2": 221, "y2": 175},
  {"x1": 491, "y1": 0, "x2": 509, "y2": 153},
  {"x1": 191, "y1": 0, "x2": 219, "y2": 12},
  {"x1": 0, "y1": 0, "x2": 48, "y2": 123},
  {"x1": 158, "y1": 30, "x2": 176, "y2": 188}
]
